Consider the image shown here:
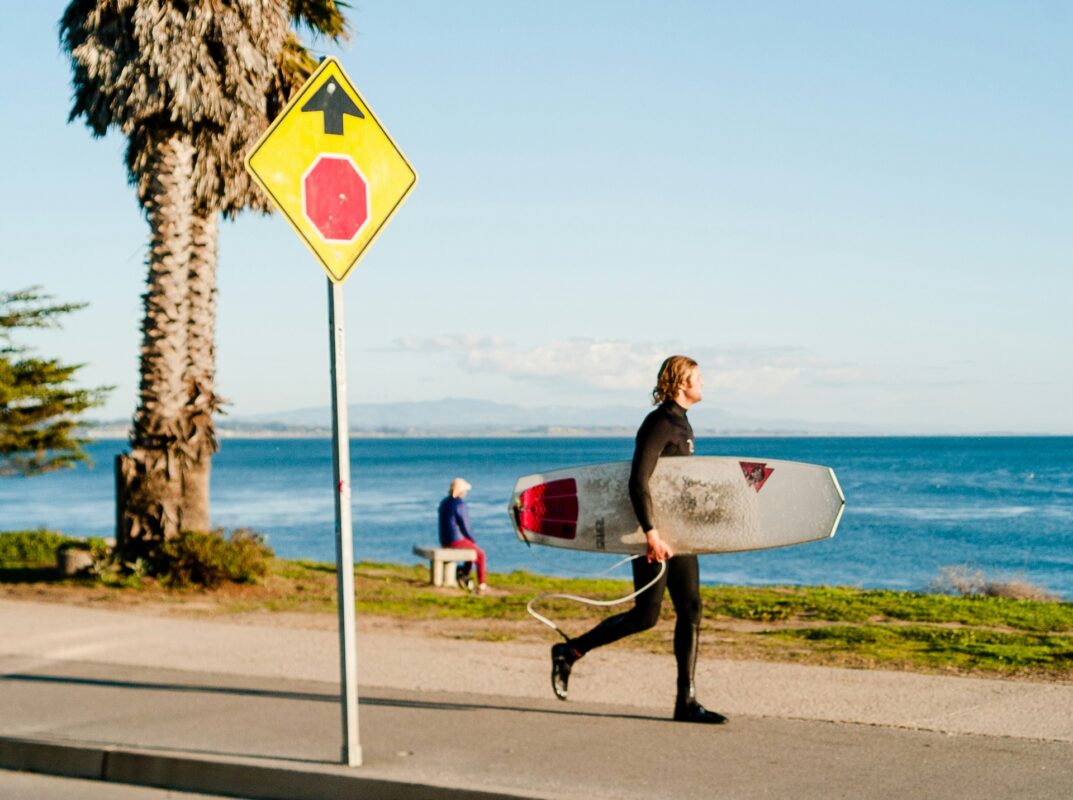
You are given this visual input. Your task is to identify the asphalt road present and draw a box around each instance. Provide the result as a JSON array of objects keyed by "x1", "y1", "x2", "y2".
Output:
[{"x1": 1, "y1": 598, "x2": 1072, "y2": 798}]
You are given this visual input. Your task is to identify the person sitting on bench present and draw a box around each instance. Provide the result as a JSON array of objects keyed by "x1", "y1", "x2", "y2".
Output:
[{"x1": 438, "y1": 477, "x2": 487, "y2": 594}]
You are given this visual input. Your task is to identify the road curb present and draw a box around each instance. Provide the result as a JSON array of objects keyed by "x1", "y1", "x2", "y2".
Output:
[{"x1": 0, "y1": 735, "x2": 540, "y2": 800}]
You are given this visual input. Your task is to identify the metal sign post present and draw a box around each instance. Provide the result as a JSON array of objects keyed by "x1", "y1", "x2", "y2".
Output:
[
  {"x1": 328, "y1": 278, "x2": 360, "y2": 766},
  {"x1": 244, "y1": 56, "x2": 416, "y2": 768}
]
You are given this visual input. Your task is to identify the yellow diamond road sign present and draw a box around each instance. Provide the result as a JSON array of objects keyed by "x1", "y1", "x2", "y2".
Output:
[{"x1": 245, "y1": 57, "x2": 417, "y2": 283}]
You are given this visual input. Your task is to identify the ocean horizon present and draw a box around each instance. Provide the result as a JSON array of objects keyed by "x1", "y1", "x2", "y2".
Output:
[{"x1": 3, "y1": 436, "x2": 1071, "y2": 599}]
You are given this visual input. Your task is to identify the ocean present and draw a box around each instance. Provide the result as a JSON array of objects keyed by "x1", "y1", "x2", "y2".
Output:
[{"x1": 2, "y1": 437, "x2": 1071, "y2": 599}]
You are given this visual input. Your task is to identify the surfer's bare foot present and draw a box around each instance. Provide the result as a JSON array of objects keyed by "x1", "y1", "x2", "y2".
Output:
[
  {"x1": 551, "y1": 643, "x2": 576, "y2": 701},
  {"x1": 673, "y1": 700, "x2": 728, "y2": 725}
]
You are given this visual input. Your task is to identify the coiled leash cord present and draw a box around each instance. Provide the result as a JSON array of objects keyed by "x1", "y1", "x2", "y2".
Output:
[{"x1": 524, "y1": 554, "x2": 668, "y2": 642}]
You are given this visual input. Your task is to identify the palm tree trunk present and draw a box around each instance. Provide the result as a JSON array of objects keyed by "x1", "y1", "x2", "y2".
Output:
[
  {"x1": 116, "y1": 134, "x2": 196, "y2": 559},
  {"x1": 180, "y1": 210, "x2": 221, "y2": 532}
]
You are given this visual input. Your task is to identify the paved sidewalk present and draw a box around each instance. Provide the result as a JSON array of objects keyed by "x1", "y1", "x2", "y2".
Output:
[{"x1": 1, "y1": 599, "x2": 1072, "y2": 798}]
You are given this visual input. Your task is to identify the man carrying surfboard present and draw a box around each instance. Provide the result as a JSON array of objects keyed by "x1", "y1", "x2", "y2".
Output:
[{"x1": 550, "y1": 356, "x2": 728, "y2": 724}]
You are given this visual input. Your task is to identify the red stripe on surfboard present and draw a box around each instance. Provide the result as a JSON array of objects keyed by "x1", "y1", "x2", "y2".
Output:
[
  {"x1": 521, "y1": 478, "x2": 576, "y2": 500},
  {"x1": 523, "y1": 496, "x2": 579, "y2": 524},
  {"x1": 517, "y1": 479, "x2": 578, "y2": 539}
]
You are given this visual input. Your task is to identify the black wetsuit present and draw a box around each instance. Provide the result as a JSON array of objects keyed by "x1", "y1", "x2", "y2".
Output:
[{"x1": 570, "y1": 400, "x2": 702, "y2": 703}]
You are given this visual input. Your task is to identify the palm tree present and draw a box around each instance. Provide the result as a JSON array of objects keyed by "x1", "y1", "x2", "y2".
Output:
[{"x1": 60, "y1": 1, "x2": 348, "y2": 559}]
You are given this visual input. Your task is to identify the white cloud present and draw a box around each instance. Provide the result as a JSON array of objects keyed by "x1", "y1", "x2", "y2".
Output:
[
  {"x1": 384, "y1": 335, "x2": 861, "y2": 398},
  {"x1": 463, "y1": 338, "x2": 666, "y2": 391},
  {"x1": 389, "y1": 334, "x2": 510, "y2": 353}
]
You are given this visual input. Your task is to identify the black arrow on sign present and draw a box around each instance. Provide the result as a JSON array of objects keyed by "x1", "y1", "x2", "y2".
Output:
[{"x1": 301, "y1": 77, "x2": 364, "y2": 135}]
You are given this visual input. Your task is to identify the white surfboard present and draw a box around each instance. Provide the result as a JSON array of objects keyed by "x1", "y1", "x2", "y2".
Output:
[{"x1": 508, "y1": 456, "x2": 844, "y2": 555}]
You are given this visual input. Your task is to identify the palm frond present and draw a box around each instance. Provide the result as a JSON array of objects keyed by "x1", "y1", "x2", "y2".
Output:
[{"x1": 289, "y1": 0, "x2": 351, "y2": 42}]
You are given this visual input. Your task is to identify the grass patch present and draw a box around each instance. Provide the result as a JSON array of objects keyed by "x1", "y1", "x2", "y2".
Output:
[
  {"x1": 766, "y1": 625, "x2": 1073, "y2": 675},
  {"x1": 2, "y1": 554, "x2": 1071, "y2": 680},
  {"x1": 701, "y1": 585, "x2": 1073, "y2": 634}
]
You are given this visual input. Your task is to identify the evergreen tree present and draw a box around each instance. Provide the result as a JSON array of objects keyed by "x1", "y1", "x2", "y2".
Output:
[{"x1": 0, "y1": 287, "x2": 110, "y2": 476}]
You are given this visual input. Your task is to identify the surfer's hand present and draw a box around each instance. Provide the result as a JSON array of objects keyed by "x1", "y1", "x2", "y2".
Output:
[{"x1": 645, "y1": 529, "x2": 673, "y2": 562}]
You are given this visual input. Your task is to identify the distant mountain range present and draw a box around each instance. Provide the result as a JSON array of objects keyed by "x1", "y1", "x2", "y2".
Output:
[
  {"x1": 85, "y1": 399, "x2": 1063, "y2": 437},
  {"x1": 212, "y1": 397, "x2": 874, "y2": 436}
]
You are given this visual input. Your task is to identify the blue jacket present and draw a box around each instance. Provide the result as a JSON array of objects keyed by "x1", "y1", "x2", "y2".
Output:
[{"x1": 438, "y1": 496, "x2": 474, "y2": 546}]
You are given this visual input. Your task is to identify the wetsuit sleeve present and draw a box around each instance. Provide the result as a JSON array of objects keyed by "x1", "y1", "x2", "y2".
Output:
[
  {"x1": 456, "y1": 501, "x2": 474, "y2": 541},
  {"x1": 629, "y1": 415, "x2": 672, "y2": 532}
]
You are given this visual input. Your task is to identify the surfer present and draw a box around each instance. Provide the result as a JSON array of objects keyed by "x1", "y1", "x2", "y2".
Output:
[
  {"x1": 550, "y1": 356, "x2": 728, "y2": 724},
  {"x1": 438, "y1": 478, "x2": 488, "y2": 595}
]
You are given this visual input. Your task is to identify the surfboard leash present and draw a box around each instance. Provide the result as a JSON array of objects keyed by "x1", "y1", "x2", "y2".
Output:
[
  {"x1": 512, "y1": 506, "x2": 670, "y2": 639},
  {"x1": 524, "y1": 558, "x2": 668, "y2": 641}
]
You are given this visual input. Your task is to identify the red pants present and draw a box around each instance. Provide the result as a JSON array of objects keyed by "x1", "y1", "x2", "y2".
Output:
[{"x1": 450, "y1": 539, "x2": 486, "y2": 584}]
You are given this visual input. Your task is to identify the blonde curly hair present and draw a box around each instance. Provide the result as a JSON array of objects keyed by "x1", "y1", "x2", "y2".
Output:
[{"x1": 652, "y1": 355, "x2": 698, "y2": 405}]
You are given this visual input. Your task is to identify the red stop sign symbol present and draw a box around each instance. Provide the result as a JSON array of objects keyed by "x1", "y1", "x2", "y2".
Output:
[{"x1": 302, "y1": 155, "x2": 369, "y2": 242}]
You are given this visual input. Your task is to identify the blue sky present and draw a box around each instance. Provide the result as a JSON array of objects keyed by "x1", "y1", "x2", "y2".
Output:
[{"x1": 3, "y1": 2, "x2": 1071, "y2": 433}]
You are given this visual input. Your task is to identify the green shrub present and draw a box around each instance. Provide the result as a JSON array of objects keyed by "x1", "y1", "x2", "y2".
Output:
[
  {"x1": 0, "y1": 530, "x2": 72, "y2": 566},
  {"x1": 158, "y1": 529, "x2": 273, "y2": 588},
  {"x1": 57, "y1": 536, "x2": 109, "y2": 556}
]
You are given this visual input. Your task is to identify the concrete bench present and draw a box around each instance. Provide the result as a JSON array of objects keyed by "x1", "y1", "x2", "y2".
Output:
[{"x1": 413, "y1": 545, "x2": 477, "y2": 588}]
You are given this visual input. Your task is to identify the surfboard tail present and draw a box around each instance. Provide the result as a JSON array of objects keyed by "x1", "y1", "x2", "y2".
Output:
[{"x1": 512, "y1": 478, "x2": 580, "y2": 542}]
